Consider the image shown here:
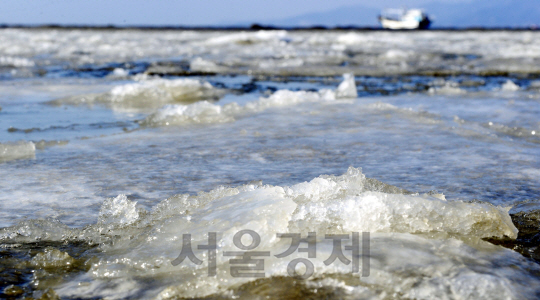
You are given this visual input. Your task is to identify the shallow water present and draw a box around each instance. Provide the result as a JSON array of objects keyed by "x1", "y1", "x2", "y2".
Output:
[{"x1": 0, "y1": 29, "x2": 540, "y2": 299}]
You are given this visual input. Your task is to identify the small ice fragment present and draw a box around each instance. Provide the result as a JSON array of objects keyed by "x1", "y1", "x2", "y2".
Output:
[
  {"x1": 501, "y1": 80, "x2": 520, "y2": 91},
  {"x1": 190, "y1": 57, "x2": 225, "y2": 73},
  {"x1": 335, "y1": 73, "x2": 358, "y2": 99},
  {"x1": 428, "y1": 81, "x2": 465, "y2": 95},
  {"x1": 109, "y1": 68, "x2": 129, "y2": 78},
  {"x1": 98, "y1": 194, "x2": 140, "y2": 227},
  {"x1": 0, "y1": 141, "x2": 35, "y2": 162},
  {"x1": 31, "y1": 248, "x2": 76, "y2": 268}
]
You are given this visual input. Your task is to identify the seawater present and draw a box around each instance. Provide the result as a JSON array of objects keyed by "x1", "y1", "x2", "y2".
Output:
[{"x1": 0, "y1": 29, "x2": 539, "y2": 299}]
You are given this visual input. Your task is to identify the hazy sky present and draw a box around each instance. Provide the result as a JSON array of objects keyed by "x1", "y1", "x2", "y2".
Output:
[{"x1": 0, "y1": 0, "x2": 470, "y2": 26}]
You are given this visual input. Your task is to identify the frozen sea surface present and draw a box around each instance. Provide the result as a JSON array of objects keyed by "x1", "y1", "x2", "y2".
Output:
[{"x1": 0, "y1": 29, "x2": 539, "y2": 299}]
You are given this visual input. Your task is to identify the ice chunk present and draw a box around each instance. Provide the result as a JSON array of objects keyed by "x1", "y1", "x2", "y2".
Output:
[
  {"x1": 31, "y1": 248, "x2": 76, "y2": 269},
  {"x1": 335, "y1": 73, "x2": 358, "y2": 99},
  {"x1": 50, "y1": 78, "x2": 224, "y2": 113},
  {"x1": 2, "y1": 168, "x2": 523, "y2": 300},
  {"x1": 249, "y1": 89, "x2": 334, "y2": 111},
  {"x1": 108, "y1": 78, "x2": 219, "y2": 104},
  {"x1": 98, "y1": 194, "x2": 141, "y2": 229},
  {"x1": 60, "y1": 168, "x2": 523, "y2": 299},
  {"x1": 0, "y1": 141, "x2": 35, "y2": 163},
  {"x1": 33, "y1": 140, "x2": 69, "y2": 150},
  {"x1": 141, "y1": 87, "x2": 338, "y2": 127},
  {"x1": 287, "y1": 167, "x2": 517, "y2": 238},
  {"x1": 290, "y1": 191, "x2": 517, "y2": 238},
  {"x1": 0, "y1": 219, "x2": 74, "y2": 243},
  {"x1": 190, "y1": 57, "x2": 226, "y2": 73},
  {"x1": 428, "y1": 81, "x2": 466, "y2": 95},
  {"x1": 141, "y1": 101, "x2": 234, "y2": 127},
  {"x1": 501, "y1": 80, "x2": 520, "y2": 91},
  {"x1": 107, "y1": 68, "x2": 129, "y2": 78}
]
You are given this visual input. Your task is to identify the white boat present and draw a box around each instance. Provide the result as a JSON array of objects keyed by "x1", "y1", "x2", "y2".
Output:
[{"x1": 378, "y1": 9, "x2": 431, "y2": 30}]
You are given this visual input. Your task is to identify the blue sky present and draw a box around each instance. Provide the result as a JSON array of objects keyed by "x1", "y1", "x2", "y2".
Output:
[{"x1": 1, "y1": 0, "x2": 469, "y2": 26}]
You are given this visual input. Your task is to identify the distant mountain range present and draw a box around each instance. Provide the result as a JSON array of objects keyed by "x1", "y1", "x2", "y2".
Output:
[{"x1": 257, "y1": 0, "x2": 540, "y2": 28}]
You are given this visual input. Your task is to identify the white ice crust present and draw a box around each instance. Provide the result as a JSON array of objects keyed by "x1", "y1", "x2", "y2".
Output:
[
  {"x1": 143, "y1": 73, "x2": 357, "y2": 127},
  {"x1": 0, "y1": 167, "x2": 526, "y2": 299}
]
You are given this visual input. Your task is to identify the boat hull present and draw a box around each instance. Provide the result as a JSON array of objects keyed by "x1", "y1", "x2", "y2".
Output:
[{"x1": 379, "y1": 16, "x2": 431, "y2": 30}]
